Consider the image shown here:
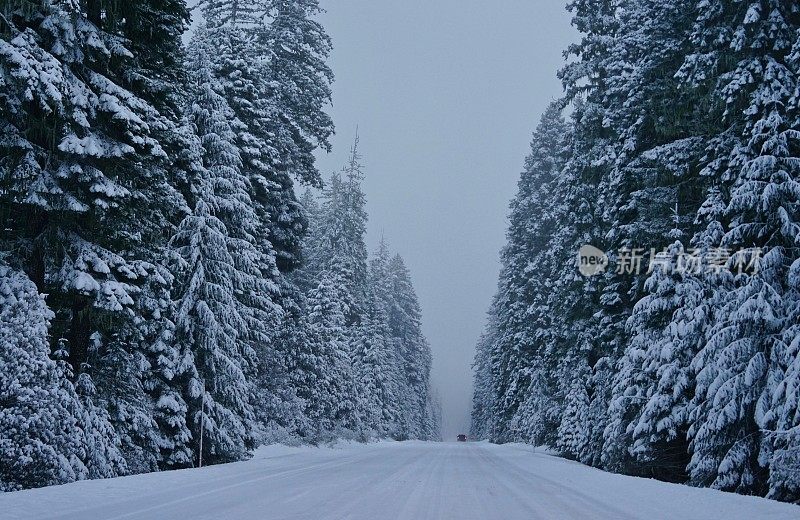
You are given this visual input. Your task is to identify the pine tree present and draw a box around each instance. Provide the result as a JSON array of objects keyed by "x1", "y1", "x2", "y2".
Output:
[
  {"x1": 114, "y1": 0, "x2": 199, "y2": 471},
  {"x1": 555, "y1": 0, "x2": 622, "y2": 457},
  {"x1": 281, "y1": 287, "x2": 331, "y2": 440},
  {"x1": 196, "y1": 0, "x2": 333, "y2": 275},
  {"x1": 146, "y1": 120, "x2": 204, "y2": 470},
  {"x1": 304, "y1": 270, "x2": 360, "y2": 437},
  {"x1": 259, "y1": 0, "x2": 334, "y2": 272},
  {"x1": 314, "y1": 137, "x2": 370, "y2": 324},
  {"x1": 387, "y1": 253, "x2": 433, "y2": 439},
  {"x1": 678, "y1": 0, "x2": 800, "y2": 495},
  {"x1": 189, "y1": 2, "x2": 335, "y2": 448},
  {"x1": 470, "y1": 314, "x2": 499, "y2": 441},
  {"x1": 352, "y1": 294, "x2": 400, "y2": 438},
  {"x1": 603, "y1": 243, "x2": 711, "y2": 481},
  {"x1": 257, "y1": 283, "x2": 312, "y2": 441},
  {"x1": 493, "y1": 102, "x2": 572, "y2": 443},
  {"x1": 356, "y1": 240, "x2": 400, "y2": 436},
  {"x1": 263, "y1": 0, "x2": 334, "y2": 183},
  {"x1": 293, "y1": 188, "x2": 324, "y2": 292},
  {"x1": 468, "y1": 0, "x2": 800, "y2": 504},
  {"x1": 0, "y1": 0, "x2": 194, "y2": 472},
  {"x1": 424, "y1": 386, "x2": 443, "y2": 441},
  {"x1": 293, "y1": 148, "x2": 436, "y2": 441},
  {"x1": 557, "y1": 373, "x2": 592, "y2": 461},
  {"x1": 169, "y1": 51, "x2": 277, "y2": 463},
  {"x1": 1, "y1": 0, "x2": 148, "y2": 365},
  {"x1": 0, "y1": 263, "x2": 122, "y2": 490},
  {"x1": 288, "y1": 137, "x2": 370, "y2": 439},
  {"x1": 171, "y1": 195, "x2": 256, "y2": 464},
  {"x1": 768, "y1": 30, "x2": 800, "y2": 500}
]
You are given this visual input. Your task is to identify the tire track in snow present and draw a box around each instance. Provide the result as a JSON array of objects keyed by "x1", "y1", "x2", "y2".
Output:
[
  {"x1": 319, "y1": 443, "x2": 435, "y2": 519},
  {"x1": 470, "y1": 443, "x2": 576, "y2": 519},
  {"x1": 45, "y1": 449, "x2": 380, "y2": 520},
  {"x1": 474, "y1": 444, "x2": 638, "y2": 520}
]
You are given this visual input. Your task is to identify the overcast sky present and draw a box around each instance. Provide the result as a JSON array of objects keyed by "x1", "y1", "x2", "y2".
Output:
[{"x1": 313, "y1": 1, "x2": 577, "y2": 438}]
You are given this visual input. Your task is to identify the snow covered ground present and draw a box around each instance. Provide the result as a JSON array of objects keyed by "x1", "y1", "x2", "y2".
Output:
[{"x1": 2, "y1": 441, "x2": 797, "y2": 520}]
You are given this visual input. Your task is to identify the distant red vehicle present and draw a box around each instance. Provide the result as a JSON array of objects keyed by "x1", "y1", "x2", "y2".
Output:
[{"x1": 457, "y1": 434, "x2": 467, "y2": 442}]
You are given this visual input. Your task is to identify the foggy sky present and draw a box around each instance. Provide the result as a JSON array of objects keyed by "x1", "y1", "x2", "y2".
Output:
[{"x1": 313, "y1": 1, "x2": 577, "y2": 439}]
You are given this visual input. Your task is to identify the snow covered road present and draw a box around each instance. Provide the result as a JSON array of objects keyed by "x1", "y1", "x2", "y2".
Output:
[{"x1": 2, "y1": 441, "x2": 798, "y2": 520}]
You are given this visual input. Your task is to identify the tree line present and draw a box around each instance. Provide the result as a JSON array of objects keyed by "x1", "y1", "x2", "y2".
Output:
[
  {"x1": 0, "y1": 0, "x2": 438, "y2": 492},
  {"x1": 471, "y1": 0, "x2": 800, "y2": 502}
]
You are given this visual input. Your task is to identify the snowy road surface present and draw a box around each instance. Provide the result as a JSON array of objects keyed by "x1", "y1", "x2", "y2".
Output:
[{"x1": 2, "y1": 441, "x2": 798, "y2": 520}]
